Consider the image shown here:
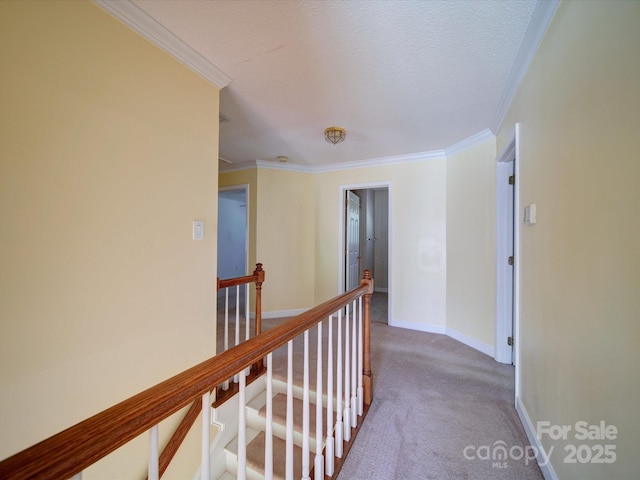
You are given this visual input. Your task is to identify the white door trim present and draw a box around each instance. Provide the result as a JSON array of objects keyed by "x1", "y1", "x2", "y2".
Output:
[
  {"x1": 495, "y1": 159, "x2": 514, "y2": 365},
  {"x1": 218, "y1": 184, "x2": 250, "y2": 275},
  {"x1": 338, "y1": 181, "x2": 392, "y2": 317},
  {"x1": 495, "y1": 124, "x2": 521, "y2": 402}
]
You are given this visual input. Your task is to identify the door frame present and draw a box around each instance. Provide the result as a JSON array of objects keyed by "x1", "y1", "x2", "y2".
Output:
[
  {"x1": 338, "y1": 181, "x2": 392, "y2": 318},
  {"x1": 495, "y1": 124, "x2": 521, "y2": 400},
  {"x1": 345, "y1": 190, "x2": 361, "y2": 291},
  {"x1": 218, "y1": 184, "x2": 249, "y2": 276}
]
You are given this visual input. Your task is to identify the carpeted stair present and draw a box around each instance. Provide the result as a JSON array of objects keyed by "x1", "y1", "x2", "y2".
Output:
[{"x1": 218, "y1": 376, "x2": 329, "y2": 480}]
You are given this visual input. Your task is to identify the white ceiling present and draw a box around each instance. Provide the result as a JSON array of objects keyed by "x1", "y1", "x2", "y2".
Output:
[{"x1": 104, "y1": 0, "x2": 554, "y2": 169}]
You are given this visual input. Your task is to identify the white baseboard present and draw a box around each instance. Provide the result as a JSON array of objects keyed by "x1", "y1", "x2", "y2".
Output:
[
  {"x1": 446, "y1": 327, "x2": 494, "y2": 357},
  {"x1": 516, "y1": 396, "x2": 559, "y2": 480},
  {"x1": 262, "y1": 308, "x2": 308, "y2": 319},
  {"x1": 390, "y1": 319, "x2": 446, "y2": 334}
]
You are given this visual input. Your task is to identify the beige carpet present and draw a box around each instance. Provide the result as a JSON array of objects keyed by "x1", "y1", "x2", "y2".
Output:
[
  {"x1": 217, "y1": 294, "x2": 542, "y2": 479},
  {"x1": 336, "y1": 323, "x2": 543, "y2": 480}
]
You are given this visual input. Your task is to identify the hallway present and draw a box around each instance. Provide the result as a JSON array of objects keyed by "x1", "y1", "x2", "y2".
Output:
[{"x1": 337, "y1": 322, "x2": 543, "y2": 480}]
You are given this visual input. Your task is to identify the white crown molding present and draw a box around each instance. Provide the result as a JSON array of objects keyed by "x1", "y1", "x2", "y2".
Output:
[
  {"x1": 93, "y1": 0, "x2": 232, "y2": 88},
  {"x1": 490, "y1": 0, "x2": 560, "y2": 133},
  {"x1": 444, "y1": 129, "x2": 495, "y2": 156},
  {"x1": 312, "y1": 150, "x2": 446, "y2": 173},
  {"x1": 255, "y1": 160, "x2": 314, "y2": 173},
  {"x1": 220, "y1": 149, "x2": 447, "y2": 174},
  {"x1": 219, "y1": 131, "x2": 498, "y2": 174}
]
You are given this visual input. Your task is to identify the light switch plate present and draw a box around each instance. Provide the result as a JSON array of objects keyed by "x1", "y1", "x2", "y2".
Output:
[
  {"x1": 524, "y1": 204, "x2": 537, "y2": 225},
  {"x1": 193, "y1": 221, "x2": 204, "y2": 240}
]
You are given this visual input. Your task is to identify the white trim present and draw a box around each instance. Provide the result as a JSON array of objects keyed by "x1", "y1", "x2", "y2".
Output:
[
  {"x1": 220, "y1": 150, "x2": 445, "y2": 174},
  {"x1": 446, "y1": 327, "x2": 494, "y2": 358},
  {"x1": 385, "y1": 321, "x2": 495, "y2": 358},
  {"x1": 495, "y1": 158, "x2": 514, "y2": 365},
  {"x1": 516, "y1": 397, "x2": 559, "y2": 480},
  {"x1": 495, "y1": 124, "x2": 522, "y2": 403},
  {"x1": 338, "y1": 181, "x2": 393, "y2": 326},
  {"x1": 513, "y1": 124, "x2": 522, "y2": 401},
  {"x1": 490, "y1": 0, "x2": 560, "y2": 132},
  {"x1": 93, "y1": 0, "x2": 232, "y2": 88},
  {"x1": 314, "y1": 150, "x2": 445, "y2": 173},
  {"x1": 390, "y1": 319, "x2": 446, "y2": 335},
  {"x1": 338, "y1": 181, "x2": 393, "y2": 283},
  {"x1": 444, "y1": 129, "x2": 495, "y2": 156},
  {"x1": 218, "y1": 184, "x2": 249, "y2": 275},
  {"x1": 374, "y1": 287, "x2": 388, "y2": 293},
  {"x1": 219, "y1": 130, "x2": 498, "y2": 175},
  {"x1": 255, "y1": 160, "x2": 313, "y2": 173}
]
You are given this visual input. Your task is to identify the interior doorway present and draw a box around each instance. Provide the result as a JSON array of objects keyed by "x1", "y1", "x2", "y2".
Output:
[
  {"x1": 342, "y1": 185, "x2": 390, "y2": 324},
  {"x1": 495, "y1": 124, "x2": 521, "y2": 401},
  {"x1": 217, "y1": 185, "x2": 248, "y2": 279}
]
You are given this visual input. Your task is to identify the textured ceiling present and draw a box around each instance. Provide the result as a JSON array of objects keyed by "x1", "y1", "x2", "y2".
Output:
[{"x1": 128, "y1": 0, "x2": 540, "y2": 167}]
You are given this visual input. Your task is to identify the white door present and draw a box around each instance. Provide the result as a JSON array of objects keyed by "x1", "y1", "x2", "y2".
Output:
[
  {"x1": 506, "y1": 160, "x2": 515, "y2": 365},
  {"x1": 217, "y1": 187, "x2": 248, "y2": 279},
  {"x1": 345, "y1": 191, "x2": 360, "y2": 291},
  {"x1": 496, "y1": 159, "x2": 515, "y2": 364}
]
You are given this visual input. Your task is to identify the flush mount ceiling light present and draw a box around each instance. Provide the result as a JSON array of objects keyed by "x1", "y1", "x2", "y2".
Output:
[{"x1": 324, "y1": 126, "x2": 346, "y2": 145}]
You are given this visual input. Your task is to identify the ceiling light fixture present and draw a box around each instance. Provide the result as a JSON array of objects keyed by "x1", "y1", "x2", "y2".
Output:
[
  {"x1": 324, "y1": 126, "x2": 346, "y2": 145},
  {"x1": 277, "y1": 155, "x2": 288, "y2": 163}
]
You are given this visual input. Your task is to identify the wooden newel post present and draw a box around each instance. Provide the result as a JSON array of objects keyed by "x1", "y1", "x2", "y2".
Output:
[
  {"x1": 360, "y1": 269, "x2": 374, "y2": 406},
  {"x1": 253, "y1": 263, "x2": 264, "y2": 336},
  {"x1": 252, "y1": 264, "x2": 266, "y2": 375}
]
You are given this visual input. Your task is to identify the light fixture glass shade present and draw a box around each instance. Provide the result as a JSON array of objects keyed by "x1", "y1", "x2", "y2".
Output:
[{"x1": 324, "y1": 126, "x2": 346, "y2": 144}]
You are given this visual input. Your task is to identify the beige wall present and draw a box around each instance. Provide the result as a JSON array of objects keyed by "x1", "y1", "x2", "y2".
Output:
[
  {"x1": 220, "y1": 167, "x2": 316, "y2": 314},
  {"x1": 219, "y1": 168, "x2": 259, "y2": 276},
  {"x1": 498, "y1": 1, "x2": 640, "y2": 477},
  {"x1": 0, "y1": 1, "x2": 219, "y2": 476},
  {"x1": 256, "y1": 168, "x2": 316, "y2": 313},
  {"x1": 314, "y1": 160, "x2": 447, "y2": 330},
  {"x1": 446, "y1": 139, "x2": 497, "y2": 349}
]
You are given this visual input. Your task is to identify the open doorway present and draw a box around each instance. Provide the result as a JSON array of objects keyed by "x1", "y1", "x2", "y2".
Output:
[
  {"x1": 496, "y1": 124, "x2": 521, "y2": 403},
  {"x1": 217, "y1": 185, "x2": 248, "y2": 279},
  {"x1": 342, "y1": 185, "x2": 390, "y2": 325}
]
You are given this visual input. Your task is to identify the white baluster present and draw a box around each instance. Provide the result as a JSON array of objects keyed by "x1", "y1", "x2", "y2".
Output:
[
  {"x1": 223, "y1": 288, "x2": 229, "y2": 390},
  {"x1": 335, "y1": 310, "x2": 343, "y2": 458},
  {"x1": 235, "y1": 285, "x2": 240, "y2": 347},
  {"x1": 302, "y1": 330, "x2": 310, "y2": 480},
  {"x1": 245, "y1": 284, "x2": 250, "y2": 341},
  {"x1": 325, "y1": 315, "x2": 335, "y2": 476},
  {"x1": 265, "y1": 353, "x2": 273, "y2": 480},
  {"x1": 224, "y1": 288, "x2": 229, "y2": 352},
  {"x1": 315, "y1": 321, "x2": 324, "y2": 479},
  {"x1": 148, "y1": 425, "x2": 159, "y2": 480},
  {"x1": 343, "y1": 304, "x2": 351, "y2": 442},
  {"x1": 201, "y1": 391, "x2": 211, "y2": 480},
  {"x1": 234, "y1": 285, "x2": 240, "y2": 383},
  {"x1": 286, "y1": 340, "x2": 294, "y2": 480},
  {"x1": 237, "y1": 369, "x2": 247, "y2": 480},
  {"x1": 357, "y1": 296, "x2": 364, "y2": 416},
  {"x1": 351, "y1": 299, "x2": 357, "y2": 428}
]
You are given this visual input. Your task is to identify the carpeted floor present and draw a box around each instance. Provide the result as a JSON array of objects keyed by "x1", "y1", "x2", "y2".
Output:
[
  {"x1": 216, "y1": 290, "x2": 543, "y2": 480},
  {"x1": 336, "y1": 323, "x2": 543, "y2": 480}
]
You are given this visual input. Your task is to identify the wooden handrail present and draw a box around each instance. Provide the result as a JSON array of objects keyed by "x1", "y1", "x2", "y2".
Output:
[
  {"x1": 155, "y1": 263, "x2": 265, "y2": 478},
  {"x1": 0, "y1": 270, "x2": 373, "y2": 480},
  {"x1": 217, "y1": 263, "x2": 264, "y2": 335}
]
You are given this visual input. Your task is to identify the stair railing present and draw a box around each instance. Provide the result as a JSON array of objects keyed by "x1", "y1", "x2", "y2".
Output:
[
  {"x1": 218, "y1": 263, "x2": 265, "y2": 354},
  {"x1": 149, "y1": 264, "x2": 266, "y2": 478},
  {"x1": 0, "y1": 269, "x2": 373, "y2": 480}
]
